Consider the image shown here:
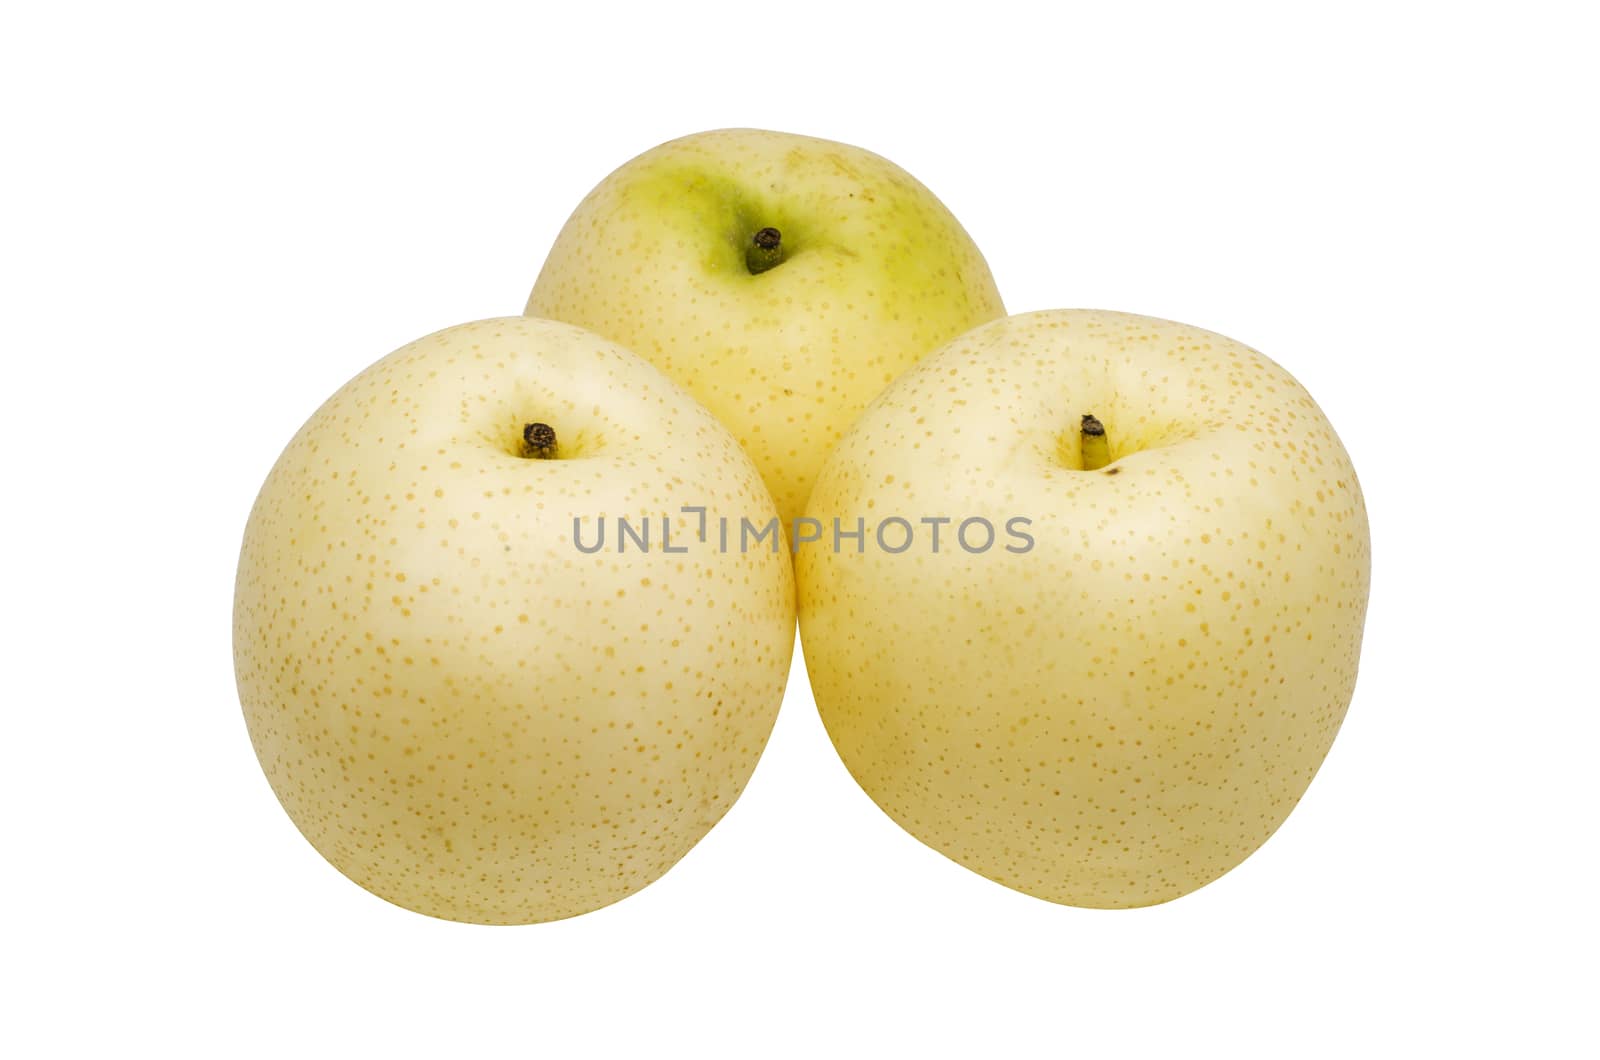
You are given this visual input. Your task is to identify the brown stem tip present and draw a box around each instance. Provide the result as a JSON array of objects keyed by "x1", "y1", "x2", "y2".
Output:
[
  {"x1": 1080, "y1": 414, "x2": 1111, "y2": 471},
  {"x1": 523, "y1": 422, "x2": 557, "y2": 459},
  {"x1": 747, "y1": 227, "x2": 784, "y2": 275}
]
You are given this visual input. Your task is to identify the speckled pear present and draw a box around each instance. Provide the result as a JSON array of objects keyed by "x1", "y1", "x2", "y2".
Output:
[
  {"x1": 797, "y1": 309, "x2": 1370, "y2": 908},
  {"x1": 526, "y1": 128, "x2": 1006, "y2": 525},
  {"x1": 234, "y1": 317, "x2": 795, "y2": 924}
]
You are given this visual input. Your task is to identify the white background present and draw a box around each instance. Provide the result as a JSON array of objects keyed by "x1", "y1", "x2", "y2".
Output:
[{"x1": 4, "y1": 2, "x2": 1596, "y2": 1056}]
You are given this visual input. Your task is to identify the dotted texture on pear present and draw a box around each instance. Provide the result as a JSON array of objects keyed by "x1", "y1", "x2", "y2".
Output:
[
  {"x1": 797, "y1": 309, "x2": 1371, "y2": 908},
  {"x1": 233, "y1": 317, "x2": 796, "y2": 924},
  {"x1": 526, "y1": 127, "x2": 1006, "y2": 524}
]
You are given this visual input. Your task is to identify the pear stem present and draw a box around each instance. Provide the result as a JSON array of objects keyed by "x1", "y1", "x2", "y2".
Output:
[
  {"x1": 746, "y1": 227, "x2": 784, "y2": 274},
  {"x1": 522, "y1": 422, "x2": 558, "y2": 459},
  {"x1": 1081, "y1": 414, "x2": 1110, "y2": 471}
]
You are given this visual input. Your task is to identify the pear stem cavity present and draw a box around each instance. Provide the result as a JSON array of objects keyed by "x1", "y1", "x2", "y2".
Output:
[
  {"x1": 1080, "y1": 414, "x2": 1111, "y2": 471},
  {"x1": 522, "y1": 422, "x2": 558, "y2": 459},
  {"x1": 746, "y1": 227, "x2": 784, "y2": 275}
]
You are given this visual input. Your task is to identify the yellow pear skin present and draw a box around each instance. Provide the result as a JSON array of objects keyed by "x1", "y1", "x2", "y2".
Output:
[
  {"x1": 234, "y1": 317, "x2": 795, "y2": 924},
  {"x1": 797, "y1": 310, "x2": 1371, "y2": 908},
  {"x1": 526, "y1": 128, "x2": 1006, "y2": 525}
]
